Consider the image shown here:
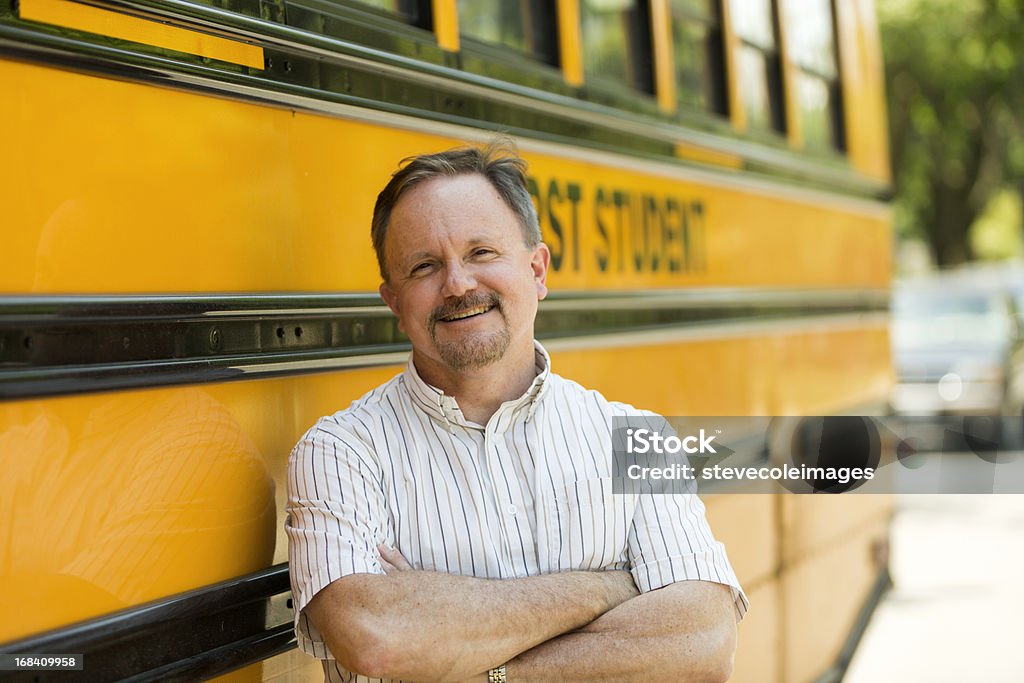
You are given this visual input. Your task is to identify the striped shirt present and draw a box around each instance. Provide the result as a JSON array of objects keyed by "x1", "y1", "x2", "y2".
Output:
[{"x1": 286, "y1": 342, "x2": 748, "y2": 683}]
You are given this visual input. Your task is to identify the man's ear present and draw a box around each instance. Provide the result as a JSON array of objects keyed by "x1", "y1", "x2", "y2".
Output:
[
  {"x1": 379, "y1": 282, "x2": 405, "y2": 332},
  {"x1": 531, "y1": 243, "x2": 551, "y2": 301}
]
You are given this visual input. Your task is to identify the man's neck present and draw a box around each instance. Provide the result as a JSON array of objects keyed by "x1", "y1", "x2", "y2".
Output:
[{"x1": 412, "y1": 343, "x2": 540, "y2": 426}]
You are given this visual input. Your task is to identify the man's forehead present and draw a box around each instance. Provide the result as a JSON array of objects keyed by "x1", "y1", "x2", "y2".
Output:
[{"x1": 396, "y1": 173, "x2": 500, "y2": 208}]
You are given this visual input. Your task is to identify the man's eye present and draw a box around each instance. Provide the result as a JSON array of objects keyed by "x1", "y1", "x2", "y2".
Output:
[
  {"x1": 473, "y1": 248, "x2": 494, "y2": 257},
  {"x1": 411, "y1": 262, "x2": 432, "y2": 275}
]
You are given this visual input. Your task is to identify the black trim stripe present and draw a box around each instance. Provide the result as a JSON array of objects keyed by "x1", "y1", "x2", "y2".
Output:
[
  {"x1": 0, "y1": 0, "x2": 889, "y2": 199},
  {"x1": 0, "y1": 564, "x2": 293, "y2": 683},
  {"x1": 0, "y1": 290, "x2": 889, "y2": 401}
]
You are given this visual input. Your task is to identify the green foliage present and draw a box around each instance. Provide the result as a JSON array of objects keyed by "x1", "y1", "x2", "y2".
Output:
[
  {"x1": 969, "y1": 187, "x2": 1023, "y2": 259},
  {"x1": 880, "y1": 0, "x2": 1024, "y2": 266}
]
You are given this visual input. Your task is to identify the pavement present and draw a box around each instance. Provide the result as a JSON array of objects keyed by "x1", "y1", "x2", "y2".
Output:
[{"x1": 843, "y1": 492, "x2": 1024, "y2": 682}]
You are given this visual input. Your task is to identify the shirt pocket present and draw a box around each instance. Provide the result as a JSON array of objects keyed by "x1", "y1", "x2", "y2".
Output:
[{"x1": 539, "y1": 477, "x2": 633, "y2": 573}]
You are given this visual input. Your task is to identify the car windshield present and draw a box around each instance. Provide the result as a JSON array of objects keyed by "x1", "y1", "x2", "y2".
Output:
[{"x1": 893, "y1": 289, "x2": 1010, "y2": 348}]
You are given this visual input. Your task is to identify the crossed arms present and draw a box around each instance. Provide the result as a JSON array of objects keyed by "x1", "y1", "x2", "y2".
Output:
[{"x1": 305, "y1": 545, "x2": 737, "y2": 683}]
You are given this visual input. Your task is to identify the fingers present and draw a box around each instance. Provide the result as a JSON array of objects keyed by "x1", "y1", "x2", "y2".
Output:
[{"x1": 378, "y1": 543, "x2": 413, "y2": 572}]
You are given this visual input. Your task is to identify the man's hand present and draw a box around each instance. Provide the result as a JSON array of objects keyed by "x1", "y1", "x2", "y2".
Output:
[
  {"x1": 378, "y1": 544, "x2": 413, "y2": 573},
  {"x1": 306, "y1": 546, "x2": 640, "y2": 682}
]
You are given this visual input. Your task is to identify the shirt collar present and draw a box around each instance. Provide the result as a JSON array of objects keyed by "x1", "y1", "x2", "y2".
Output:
[{"x1": 403, "y1": 341, "x2": 551, "y2": 430}]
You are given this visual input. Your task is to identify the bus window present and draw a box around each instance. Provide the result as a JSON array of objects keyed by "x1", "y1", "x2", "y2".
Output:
[
  {"x1": 670, "y1": 0, "x2": 729, "y2": 116},
  {"x1": 457, "y1": 0, "x2": 559, "y2": 66},
  {"x1": 350, "y1": 0, "x2": 432, "y2": 27},
  {"x1": 580, "y1": 0, "x2": 655, "y2": 95},
  {"x1": 728, "y1": 0, "x2": 786, "y2": 135},
  {"x1": 782, "y1": 0, "x2": 845, "y2": 152}
]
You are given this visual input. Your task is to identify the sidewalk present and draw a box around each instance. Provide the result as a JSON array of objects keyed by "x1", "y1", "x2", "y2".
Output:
[{"x1": 843, "y1": 493, "x2": 1024, "y2": 682}]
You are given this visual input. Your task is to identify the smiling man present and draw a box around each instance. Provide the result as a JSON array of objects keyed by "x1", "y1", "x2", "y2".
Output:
[{"x1": 286, "y1": 142, "x2": 748, "y2": 683}]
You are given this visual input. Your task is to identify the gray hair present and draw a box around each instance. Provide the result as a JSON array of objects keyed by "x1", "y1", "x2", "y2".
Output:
[{"x1": 371, "y1": 140, "x2": 541, "y2": 280}]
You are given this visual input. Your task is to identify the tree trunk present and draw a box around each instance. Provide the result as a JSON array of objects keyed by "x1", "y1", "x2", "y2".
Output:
[{"x1": 929, "y1": 180, "x2": 978, "y2": 267}]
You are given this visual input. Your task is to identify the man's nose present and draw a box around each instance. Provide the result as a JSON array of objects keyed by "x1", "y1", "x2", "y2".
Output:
[{"x1": 441, "y1": 261, "x2": 478, "y2": 298}]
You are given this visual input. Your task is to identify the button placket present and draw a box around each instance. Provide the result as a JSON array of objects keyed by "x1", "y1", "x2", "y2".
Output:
[{"x1": 489, "y1": 421, "x2": 533, "y2": 573}]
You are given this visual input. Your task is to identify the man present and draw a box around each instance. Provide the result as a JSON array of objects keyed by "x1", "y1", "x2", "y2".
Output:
[{"x1": 286, "y1": 142, "x2": 748, "y2": 683}]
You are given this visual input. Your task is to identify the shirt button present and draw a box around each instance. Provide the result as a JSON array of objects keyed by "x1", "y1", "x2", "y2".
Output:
[{"x1": 506, "y1": 504, "x2": 517, "y2": 516}]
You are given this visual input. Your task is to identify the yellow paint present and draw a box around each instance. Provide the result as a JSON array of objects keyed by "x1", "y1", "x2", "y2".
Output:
[
  {"x1": 549, "y1": 322, "x2": 892, "y2": 417},
  {"x1": 525, "y1": 154, "x2": 891, "y2": 290},
  {"x1": 704, "y1": 493, "x2": 778, "y2": 587},
  {"x1": 673, "y1": 141, "x2": 744, "y2": 169},
  {"x1": 781, "y1": 493, "x2": 893, "y2": 565},
  {"x1": 556, "y1": 0, "x2": 583, "y2": 86},
  {"x1": 0, "y1": 387, "x2": 277, "y2": 641},
  {"x1": 211, "y1": 664, "x2": 264, "y2": 683},
  {"x1": 0, "y1": 365, "x2": 402, "y2": 643},
  {"x1": 19, "y1": 0, "x2": 264, "y2": 69},
  {"x1": 431, "y1": 0, "x2": 459, "y2": 52},
  {"x1": 781, "y1": 520, "x2": 887, "y2": 682},
  {"x1": 719, "y1": 0, "x2": 746, "y2": 133},
  {"x1": 730, "y1": 580, "x2": 782, "y2": 683},
  {"x1": 261, "y1": 648, "x2": 324, "y2": 683},
  {"x1": 649, "y1": 0, "x2": 677, "y2": 114},
  {"x1": 835, "y1": 0, "x2": 892, "y2": 183},
  {"x1": 774, "y1": 0, "x2": 803, "y2": 150},
  {"x1": 1, "y1": 58, "x2": 890, "y2": 294}
]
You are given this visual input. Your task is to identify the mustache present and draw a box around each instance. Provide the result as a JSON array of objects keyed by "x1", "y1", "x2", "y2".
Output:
[{"x1": 430, "y1": 292, "x2": 502, "y2": 326}]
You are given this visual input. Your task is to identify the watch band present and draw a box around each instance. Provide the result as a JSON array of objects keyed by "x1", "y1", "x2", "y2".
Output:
[{"x1": 487, "y1": 664, "x2": 507, "y2": 683}]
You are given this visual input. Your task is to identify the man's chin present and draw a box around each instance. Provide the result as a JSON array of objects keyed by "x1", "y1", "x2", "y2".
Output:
[{"x1": 433, "y1": 332, "x2": 511, "y2": 371}]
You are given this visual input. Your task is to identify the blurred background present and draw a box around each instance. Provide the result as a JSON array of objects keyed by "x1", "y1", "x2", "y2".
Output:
[
  {"x1": 883, "y1": 0, "x2": 1024, "y2": 274},
  {"x1": 851, "y1": 1, "x2": 1024, "y2": 680}
]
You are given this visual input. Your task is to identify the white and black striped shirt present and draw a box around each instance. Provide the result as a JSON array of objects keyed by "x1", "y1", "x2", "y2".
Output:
[{"x1": 286, "y1": 342, "x2": 748, "y2": 683}]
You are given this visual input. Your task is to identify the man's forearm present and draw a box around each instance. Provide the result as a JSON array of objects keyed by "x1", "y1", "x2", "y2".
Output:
[
  {"x1": 307, "y1": 562, "x2": 638, "y2": 682},
  {"x1": 499, "y1": 580, "x2": 737, "y2": 683}
]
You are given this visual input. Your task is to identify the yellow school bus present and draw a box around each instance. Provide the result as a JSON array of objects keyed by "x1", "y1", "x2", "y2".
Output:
[{"x1": 0, "y1": 0, "x2": 892, "y2": 681}]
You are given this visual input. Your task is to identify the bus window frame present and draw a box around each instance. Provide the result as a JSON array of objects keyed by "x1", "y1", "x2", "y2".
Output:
[
  {"x1": 280, "y1": 0, "x2": 447, "y2": 65},
  {"x1": 775, "y1": 0, "x2": 848, "y2": 155},
  {"x1": 668, "y1": 0, "x2": 729, "y2": 119},
  {"x1": 455, "y1": 0, "x2": 561, "y2": 68},
  {"x1": 340, "y1": 0, "x2": 434, "y2": 30},
  {"x1": 726, "y1": 0, "x2": 787, "y2": 139},
  {"x1": 454, "y1": 0, "x2": 573, "y2": 96},
  {"x1": 458, "y1": 34, "x2": 575, "y2": 97},
  {"x1": 577, "y1": 0, "x2": 658, "y2": 102}
]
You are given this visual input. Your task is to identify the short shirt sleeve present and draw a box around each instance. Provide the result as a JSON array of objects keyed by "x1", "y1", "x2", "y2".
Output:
[
  {"x1": 615, "y1": 407, "x2": 750, "y2": 621},
  {"x1": 626, "y1": 482, "x2": 750, "y2": 621},
  {"x1": 285, "y1": 417, "x2": 389, "y2": 658}
]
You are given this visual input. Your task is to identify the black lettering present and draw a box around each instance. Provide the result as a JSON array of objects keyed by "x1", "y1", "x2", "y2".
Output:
[
  {"x1": 594, "y1": 186, "x2": 610, "y2": 272},
  {"x1": 631, "y1": 193, "x2": 645, "y2": 272},
  {"x1": 681, "y1": 203, "x2": 691, "y2": 271},
  {"x1": 613, "y1": 190, "x2": 629, "y2": 273},
  {"x1": 644, "y1": 195, "x2": 660, "y2": 272},
  {"x1": 566, "y1": 182, "x2": 583, "y2": 272},
  {"x1": 691, "y1": 200, "x2": 706, "y2": 272},
  {"x1": 546, "y1": 179, "x2": 564, "y2": 272},
  {"x1": 665, "y1": 197, "x2": 681, "y2": 272}
]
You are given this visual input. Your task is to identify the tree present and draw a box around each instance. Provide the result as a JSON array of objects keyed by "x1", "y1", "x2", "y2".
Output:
[{"x1": 880, "y1": 0, "x2": 1024, "y2": 266}]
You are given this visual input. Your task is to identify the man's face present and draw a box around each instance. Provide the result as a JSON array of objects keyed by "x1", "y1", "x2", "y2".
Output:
[{"x1": 379, "y1": 173, "x2": 550, "y2": 374}]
